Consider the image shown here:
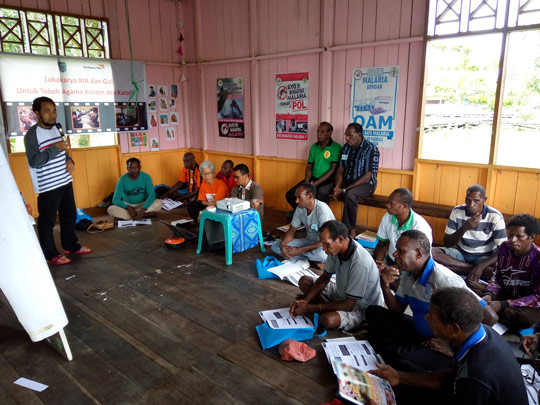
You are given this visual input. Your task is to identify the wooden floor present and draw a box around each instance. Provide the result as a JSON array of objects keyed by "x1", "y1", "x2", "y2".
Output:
[{"x1": 0, "y1": 206, "x2": 348, "y2": 404}]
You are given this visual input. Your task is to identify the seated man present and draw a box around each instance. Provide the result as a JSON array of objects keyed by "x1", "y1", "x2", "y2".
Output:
[
  {"x1": 374, "y1": 188, "x2": 433, "y2": 272},
  {"x1": 332, "y1": 123, "x2": 379, "y2": 238},
  {"x1": 285, "y1": 122, "x2": 341, "y2": 213},
  {"x1": 432, "y1": 184, "x2": 506, "y2": 282},
  {"x1": 370, "y1": 287, "x2": 527, "y2": 405},
  {"x1": 230, "y1": 163, "x2": 264, "y2": 220},
  {"x1": 107, "y1": 157, "x2": 162, "y2": 220},
  {"x1": 366, "y1": 230, "x2": 496, "y2": 372},
  {"x1": 290, "y1": 220, "x2": 383, "y2": 331},
  {"x1": 160, "y1": 152, "x2": 201, "y2": 202},
  {"x1": 482, "y1": 214, "x2": 540, "y2": 330},
  {"x1": 271, "y1": 182, "x2": 335, "y2": 265},
  {"x1": 186, "y1": 160, "x2": 229, "y2": 222},
  {"x1": 216, "y1": 159, "x2": 236, "y2": 194}
]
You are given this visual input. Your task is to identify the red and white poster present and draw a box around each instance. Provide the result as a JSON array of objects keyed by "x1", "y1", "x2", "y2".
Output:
[{"x1": 275, "y1": 72, "x2": 309, "y2": 140}]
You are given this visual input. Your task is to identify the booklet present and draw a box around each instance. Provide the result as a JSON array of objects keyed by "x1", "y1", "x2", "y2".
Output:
[
  {"x1": 117, "y1": 219, "x2": 152, "y2": 228},
  {"x1": 258, "y1": 307, "x2": 314, "y2": 329},
  {"x1": 268, "y1": 259, "x2": 336, "y2": 287},
  {"x1": 161, "y1": 198, "x2": 183, "y2": 210},
  {"x1": 322, "y1": 339, "x2": 384, "y2": 374},
  {"x1": 334, "y1": 361, "x2": 396, "y2": 405}
]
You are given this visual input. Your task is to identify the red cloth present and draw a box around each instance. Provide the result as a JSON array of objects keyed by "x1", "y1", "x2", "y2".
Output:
[
  {"x1": 278, "y1": 339, "x2": 316, "y2": 362},
  {"x1": 216, "y1": 171, "x2": 236, "y2": 194}
]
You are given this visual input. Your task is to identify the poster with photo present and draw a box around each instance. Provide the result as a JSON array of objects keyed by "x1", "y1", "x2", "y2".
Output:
[
  {"x1": 114, "y1": 103, "x2": 148, "y2": 131},
  {"x1": 166, "y1": 127, "x2": 176, "y2": 141},
  {"x1": 71, "y1": 106, "x2": 101, "y2": 130},
  {"x1": 17, "y1": 106, "x2": 38, "y2": 132},
  {"x1": 148, "y1": 100, "x2": 156, "y2": 111},
  {"x1": 275, "y1": 72, "x2": 309, "y2": 140},
  {"x1": 170, "y1": 112, "x2": 179, "y2": 125},
  {"x1": 149, "y1": 114, "x2": 158, "y2": 128},
  {"x1": 169, "y1": 98, "x2": 176, "y2": 109},
  {"x1": 159, "y1": 98, "x2": 168, "y2": 111},
  {"x1": 217, "y1": 77, "x2": 244, "y2": 138},
  {"x1": 351, "y1": 65, "x2": 399, "y2": 148},
  {"x1": 147, "y1": 84, "x2": 156, "y2": 98},
  {"x1": 130, "y1": 132, "x2": 148, "y2": 147},
  {"x1": 158, "y1": 85, "x2": 168, "y2": 97},
  {"x1": 171, "y1": 85, "x2": 178, "y2": 98},
  {"x1": 150, "y1": 137, "x2": 159, "y2": 151},
  {"x1": 159, "y1": 113, "x2": 169, "y2": 126}
]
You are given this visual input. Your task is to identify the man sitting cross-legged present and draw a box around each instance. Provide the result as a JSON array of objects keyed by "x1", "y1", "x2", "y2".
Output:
[
  {"x1": 107, "y1": 157, "x2": 162, "y2": 220},
  {"x1": 289, "y1": 220, "x2": 383, "y2": 332},
  {"x1": 366, "y1": 230, "x2": 497, "y2": 372},
  {"x1": 432, "y1": 184, "x2": 506, "y2": 282},
  {"x1": 271, "y1": 182, "x2": 335, "y2": 267}
]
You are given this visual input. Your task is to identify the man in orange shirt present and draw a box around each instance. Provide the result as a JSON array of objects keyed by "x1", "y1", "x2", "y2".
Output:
[
  {"x1": 216, "y1": 159, "x2": 236, "y2": 194},
  {"x1": 160, "y1": 152, "x2": 201, "y2": 202},
  {"x1": 187, "y1": 160, "x2": 229, "y2": 222}
]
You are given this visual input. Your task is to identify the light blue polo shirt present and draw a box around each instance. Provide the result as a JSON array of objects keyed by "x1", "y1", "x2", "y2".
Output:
[{"x1": 395, "y1": 257, "x2": 487, "y2": 338}]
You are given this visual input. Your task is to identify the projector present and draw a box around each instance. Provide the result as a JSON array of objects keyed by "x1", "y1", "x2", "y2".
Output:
[{"x1": 217, "y1": 198, "x2": 250, "y2": 213}]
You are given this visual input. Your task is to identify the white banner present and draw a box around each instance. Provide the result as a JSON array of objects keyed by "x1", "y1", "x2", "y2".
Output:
[{"x1": 351, "y1": 66, "x2": 399, "y2": 148}]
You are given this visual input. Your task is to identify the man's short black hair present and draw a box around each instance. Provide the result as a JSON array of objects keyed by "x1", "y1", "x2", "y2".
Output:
[
  {"x1": 126, "y1": 157, "x2": 140, "y2": 166},
  {"x1": 508, "y1": 214, "x2": 540, "y2": 237},
  {"x1": 223, "y1": 159, "x2": 234, "y2": 167},
  {"x1": 430, "y1": 287, "x2": 483, "y2": 333},
  {"x1": 466, "y1": 184, "x2": 486, "y2": 198},
  {"x1": 319, "y1": 121, "x2": 333, "y2": 132},
  {"x1": 233, "y1": 163, "x2": 250, "y2": 175},
  {"x1": 391, "y1": 188, "x2": 413, "y2": 207},
  {"x1": 400, "y1": 229, "x2": 431, "y2": 256},
  {"x1": 347, "y1": 122, "x2": 363, "y2": 136},
  {"x1": 32, "y1": 96, "x2": 55, "y2": 112},
  {"x1": 320, "y1": 220, "x2": 348, "y2": 241},
  {"x1": 297, "y1": 182, "x2": 316, "y2": 197}
]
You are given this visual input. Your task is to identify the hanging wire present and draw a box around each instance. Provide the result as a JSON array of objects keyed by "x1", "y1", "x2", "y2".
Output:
[{"x1": 124, "y1": 0, "x2": 141, "y2": 110}]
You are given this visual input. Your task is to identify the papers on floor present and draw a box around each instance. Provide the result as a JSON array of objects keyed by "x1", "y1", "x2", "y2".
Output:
[
  {"x1": 14, "y1": 377, "x2": 48, "y2": 392},
  {"x1": 161, "y1": 198, "x2": 183, "y2": 210},
  {"x1": 334, "y1": 361, "x2": 396, "y2": 405},
  {"x1": 521, "y1": 364, "x2": 540, "y2": 405},
  {"x1": 355, "y1": 230, "x2": 378, "y2": 249},
  {"x1": 268, "y1": 259, "x2": 336, "y2": 287},
  {"x1": 277, "y1": 224, "x2": 305, "y2": 233},
  {"x1": 322, "y1": 339, "x2": 384, "y2": 374},
  {"x1": 492, "y1": 322, "x2": 509, "y2": 335},
  {"x1": 259, "y1": 307, "x2": 314, "y2": 329},
  {"x1": 117, "y1": 219, "x2": 152, "y2": 228},
  {"x1": 171, "y1": 218, "x2": 193, "y2": 226}
]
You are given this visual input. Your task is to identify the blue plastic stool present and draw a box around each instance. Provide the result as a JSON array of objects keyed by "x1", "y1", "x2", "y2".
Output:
[{"x1": 196, "y1": 208, "x2": 266, "y2": 265}]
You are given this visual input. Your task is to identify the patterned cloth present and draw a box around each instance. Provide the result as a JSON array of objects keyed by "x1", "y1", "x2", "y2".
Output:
[
  {"x1": 339, "y1": 139, "x2": 379, "y2": 188},
  {"x1": 229, "y1": 209, "x2": 261, "y2": 253}
]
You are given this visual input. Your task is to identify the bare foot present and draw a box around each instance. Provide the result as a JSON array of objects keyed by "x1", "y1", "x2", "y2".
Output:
[{"x1": 423, "y1": 338, "x2": 454, "y2": 358}]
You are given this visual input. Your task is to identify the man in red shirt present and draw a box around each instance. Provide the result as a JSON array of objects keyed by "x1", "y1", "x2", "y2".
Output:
[{"x1": 216, "y1": 159, "x2": 236, "y2": 194}]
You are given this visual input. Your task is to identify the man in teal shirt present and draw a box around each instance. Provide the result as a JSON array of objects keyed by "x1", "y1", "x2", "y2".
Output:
[
  {"x1": 285, "y1": 122, "x2": 341, "y2": 215},
  {"x1": 107, "y1": 157, "x2": 162, "y2": 220}
]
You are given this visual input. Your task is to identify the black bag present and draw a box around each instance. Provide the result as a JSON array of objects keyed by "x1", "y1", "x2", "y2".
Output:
[{"x1": 75, "y1": 218, "x2": 93, "y2": 231}]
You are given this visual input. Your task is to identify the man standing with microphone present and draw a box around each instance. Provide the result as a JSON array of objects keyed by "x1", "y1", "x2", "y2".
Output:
[{"x1": 24, "y1": 96, "x2": 91, "y2": 265}]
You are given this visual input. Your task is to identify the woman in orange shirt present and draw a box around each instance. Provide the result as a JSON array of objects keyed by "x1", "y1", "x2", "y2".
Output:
[{"x1": 187, "y1": 160, "x2": 229, "y2": 222}]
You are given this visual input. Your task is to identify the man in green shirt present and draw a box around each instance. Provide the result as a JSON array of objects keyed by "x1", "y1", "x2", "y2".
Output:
[
  {"x1": 285, "y1": 122, "x2": 342, "y2": 216},
  {"x1": 107, "y1": 157, "x2": 162, "y2": 220}
]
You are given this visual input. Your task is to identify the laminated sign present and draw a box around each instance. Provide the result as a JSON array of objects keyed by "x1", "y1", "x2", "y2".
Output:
[{"x1": 275, "y1": 72, "x2": 309, "y2": 140}]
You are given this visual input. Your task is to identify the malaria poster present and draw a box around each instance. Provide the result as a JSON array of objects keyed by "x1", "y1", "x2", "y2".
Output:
[
  {"x1": 275, "y1": 72, "x2": 309, "y2": 140},
  {"x1": 351, "y1": 66, "x2": 399, "y2": 148},
  {"x1": 217, "y1": 77, "x2": 244, "y2": 138}
]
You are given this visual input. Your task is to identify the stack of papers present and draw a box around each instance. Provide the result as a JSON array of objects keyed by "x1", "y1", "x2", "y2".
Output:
[
  {"x1": 117, "y1": 219, "x2": 152, "y2": 228},
  {"x1": 322, "y1": 338, "x2": 384, "y2": 375},
  {"x1": 258, "y1": 308, "x2": 314, "y2": 329},
  {"x1": 268, "y1": 259, "x2": 336, "y2": 287},
  {"x1": 161, "y1": 198, "x2": 183, "y2": 210}
]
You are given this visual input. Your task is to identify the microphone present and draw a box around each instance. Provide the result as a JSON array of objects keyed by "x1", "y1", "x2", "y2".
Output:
[{"x1": 55, "y1": 123, "x2": 64, "y2": 135}]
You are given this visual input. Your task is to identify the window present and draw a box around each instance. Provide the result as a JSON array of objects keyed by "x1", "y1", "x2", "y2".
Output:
[
  {"x1": 421, "y1": 0, "x2": 540, "y2": 167},
  {"x1": 0, "y1": 7, "x2": 109, "y2": 58}
]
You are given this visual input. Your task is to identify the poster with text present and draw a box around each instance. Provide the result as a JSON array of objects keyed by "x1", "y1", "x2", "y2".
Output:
[
  {"x1": 0, "y1": 54, "x2": 147, "y2": 136},
  {"x1": 217, "y1": 77, "x2": 244, "y2": 138},
  {"x1": 351, "y1": 66, "x2": 399, "y2": 148},
  {"x1": 275, "y1": 72, "x2": 309, "y2": 140}
]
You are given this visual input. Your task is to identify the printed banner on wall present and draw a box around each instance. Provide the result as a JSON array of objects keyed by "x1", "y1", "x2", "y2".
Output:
[
  {"x1": 0, "y1": 54, "x2": 147, "y2": 137},
  {"x1": 351, "y1": 66, "x2": 399, "y2": 148},
  {"x1": 275, "y1": 72, "x2": 309, "y2": 140},
  {"x1": 217, "y1": 77, "x2": 244, "y2": 138}
]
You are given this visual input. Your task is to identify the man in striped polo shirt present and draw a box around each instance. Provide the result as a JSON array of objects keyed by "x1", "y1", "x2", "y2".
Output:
[
  {"x1": 432, "y1": 185, "x2": 506, "y2": 282},
  {"x1": 24, "y1": 97, "x2": 91, "y2": 265}
]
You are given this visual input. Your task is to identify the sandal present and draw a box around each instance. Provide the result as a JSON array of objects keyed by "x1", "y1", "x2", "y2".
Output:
[
  {"x1": 46, "y1": 254, "x2": 72, "y2": 265},
  {"x1": 64, "y1": 245, "x2": 92, "y2": 255}
]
